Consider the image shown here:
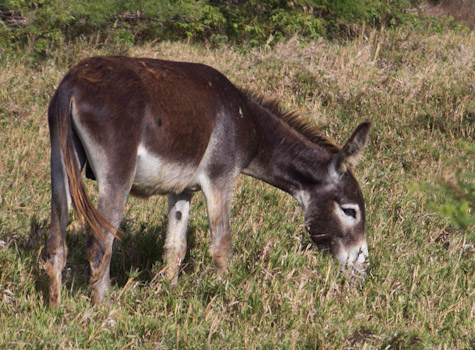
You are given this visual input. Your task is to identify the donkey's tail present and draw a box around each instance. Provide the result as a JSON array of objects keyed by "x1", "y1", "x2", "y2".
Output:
[{"x1": 53, "y1": 91, "x2": 121, "y2": 240}]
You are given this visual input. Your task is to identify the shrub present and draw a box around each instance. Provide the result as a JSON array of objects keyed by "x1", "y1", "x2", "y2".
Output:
[
  {"x1": 0, "y1": 0, "x2": 443, "y2": 55},
  {"x1": 0, "y1": 0, "x2": 224, "y2": 53}
]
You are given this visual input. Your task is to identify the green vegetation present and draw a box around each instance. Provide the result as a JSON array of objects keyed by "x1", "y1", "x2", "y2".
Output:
[
  {"x1": 0, "y1": 0, "x2": 466, "y2": 56},
  {"x1": 0, "y1": 1, "x2": 474, "y2": 348}
]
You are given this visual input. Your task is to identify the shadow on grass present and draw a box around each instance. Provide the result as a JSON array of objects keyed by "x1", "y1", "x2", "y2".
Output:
[{"x1": 23, "y1": 215, "x2": 200, "y2": 302}]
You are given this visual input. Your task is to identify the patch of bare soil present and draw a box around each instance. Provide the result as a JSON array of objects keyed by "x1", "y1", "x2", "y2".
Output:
[{"x1": 420, "y1": 0, "x2": 475, "y2": 29}]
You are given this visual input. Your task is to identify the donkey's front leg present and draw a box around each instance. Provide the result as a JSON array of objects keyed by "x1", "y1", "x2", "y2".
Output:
[
  {"x1": 86, "y1": 191, "x2": 127, "y2": 304},
  {"x1": 201, "y1": 180, "x2": 234, "y2": 272},
  {"x1": 163, "y1": 193, "x2": 192, "y2": 285}
]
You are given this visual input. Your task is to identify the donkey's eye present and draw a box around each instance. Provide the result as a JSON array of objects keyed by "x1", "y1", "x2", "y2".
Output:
[
  {"x1": 336, "y1": 203, "x2": 360, "y2": 224},
  {"x1": 342, "y1": 208, "x2": 356, "y2": 219}
]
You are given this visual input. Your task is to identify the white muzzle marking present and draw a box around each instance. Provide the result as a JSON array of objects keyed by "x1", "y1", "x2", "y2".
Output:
[{"x1": 337, "y1": 240, "x2": 369, "y2": 274}]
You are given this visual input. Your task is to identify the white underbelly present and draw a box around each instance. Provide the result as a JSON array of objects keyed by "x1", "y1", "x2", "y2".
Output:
[{"x1": 131, "y1": 145, "x2": 198, "y2": 197}]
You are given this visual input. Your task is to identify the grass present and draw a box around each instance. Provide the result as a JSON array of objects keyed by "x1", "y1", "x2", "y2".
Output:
[{"x1": 0, "y1": 28, "x2": 474, "y2": 349}]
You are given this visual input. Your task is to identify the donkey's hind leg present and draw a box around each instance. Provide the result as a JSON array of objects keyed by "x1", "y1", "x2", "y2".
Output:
[
  {"x1": 45, "y1": 125, "x2": 71, "y2": 307},
  {"x1": 163, "y1": 193, "x2": 192, "y2": 285},
  {"x1": 86, "y1": 187, "x2": 129, "y2": 304},
  {"x1": 46, "y1": 117, "x2": 87, "y2": 307}
]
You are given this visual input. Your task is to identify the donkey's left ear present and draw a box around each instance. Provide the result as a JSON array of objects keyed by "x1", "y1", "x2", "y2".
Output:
[{"x1": 335, "y1": 121, "x2": 371, "y2": 173}]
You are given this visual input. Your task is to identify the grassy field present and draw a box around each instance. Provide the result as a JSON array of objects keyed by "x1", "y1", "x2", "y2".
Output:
[{"x1": 0, "y1": 29, "x2": 474, "y2": 349}]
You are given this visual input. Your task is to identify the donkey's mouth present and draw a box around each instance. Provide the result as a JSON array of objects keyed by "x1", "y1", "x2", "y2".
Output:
[
  {"x1": 308, "y1": 232, "x2": 330, "y2": 243},
  {"x1": 308, "y1": 233, "x2": 332, "y2": 256}
]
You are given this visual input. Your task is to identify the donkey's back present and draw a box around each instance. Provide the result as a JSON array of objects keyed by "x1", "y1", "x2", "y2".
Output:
[{"x1": 62, "y1": 56, "x2": 256, "y2": 189}]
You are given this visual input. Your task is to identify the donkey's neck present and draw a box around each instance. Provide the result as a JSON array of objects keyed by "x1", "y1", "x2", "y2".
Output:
[{"x1": 243, "y1": 100, "x2": 335, "y2": 203}]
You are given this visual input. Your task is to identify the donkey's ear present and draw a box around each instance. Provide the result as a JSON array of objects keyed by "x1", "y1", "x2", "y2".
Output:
[{"x1": 334, "y1": 121, "x2": 371, "y2": 173}]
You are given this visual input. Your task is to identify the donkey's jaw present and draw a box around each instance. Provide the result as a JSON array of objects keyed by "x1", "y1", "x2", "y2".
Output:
[{"x1": 336, "y1": 240, "x2": 369, "y2": 274}]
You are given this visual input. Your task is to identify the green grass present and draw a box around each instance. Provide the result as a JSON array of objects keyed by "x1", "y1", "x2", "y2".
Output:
[{"x1": 0, "y1": 29, "x2": 474, "y2": 349}]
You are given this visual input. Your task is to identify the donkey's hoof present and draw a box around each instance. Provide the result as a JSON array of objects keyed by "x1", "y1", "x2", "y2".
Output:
[
  {"x1": 91, "y1": 279, "x2": 111, "y2": 304},
  {"x1": 213, "y1": 254, "x2": 231, "y2": 274},
  {"x1": 163, "y1": 266, "x2": 180, "y2": 286},
  {"x1": 91, "y1": 290, "x2": 106, "y2": 305},
  {"x1": 48, "y1": 294, "x2": 60, "y2": 308}
]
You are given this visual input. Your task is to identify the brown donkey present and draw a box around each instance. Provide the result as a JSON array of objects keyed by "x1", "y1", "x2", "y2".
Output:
[{"x1": 46, "y1": 56, "x2": 371, "y2": 306}]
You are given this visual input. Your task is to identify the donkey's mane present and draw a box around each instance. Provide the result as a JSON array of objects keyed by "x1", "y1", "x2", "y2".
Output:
[{"x1": 242, "y1": 89, "x2": 340, "y2": 154}]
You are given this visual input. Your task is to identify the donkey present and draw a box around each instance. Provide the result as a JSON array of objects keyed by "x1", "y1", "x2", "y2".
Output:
[{"x1": 46, "y1": 56, "x2": 371, "y2": 306}]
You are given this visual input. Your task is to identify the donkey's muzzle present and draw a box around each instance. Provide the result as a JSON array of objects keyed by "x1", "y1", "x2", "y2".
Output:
[{"x1": 336, "y1": 239, "x2": 369, "y2": 275}]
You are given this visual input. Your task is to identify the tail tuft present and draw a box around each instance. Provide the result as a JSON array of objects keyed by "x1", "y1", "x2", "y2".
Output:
[{"x1": 56, "y1": 96, "x2": 122, "y2": 241}]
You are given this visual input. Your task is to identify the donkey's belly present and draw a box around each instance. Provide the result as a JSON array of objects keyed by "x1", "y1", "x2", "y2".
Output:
[{"x1": 131, "y1": 145, "x2": 199, "y2": 197}]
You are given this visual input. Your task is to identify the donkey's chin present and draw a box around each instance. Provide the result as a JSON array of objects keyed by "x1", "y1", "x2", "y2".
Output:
[{"x1": 336, "y1": 240, "x2": 369, "y2": 277}]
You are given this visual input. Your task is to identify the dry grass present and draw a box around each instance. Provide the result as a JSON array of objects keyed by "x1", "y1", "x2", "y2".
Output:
[{"x1": 0, "y1": 28, "x2": 474, "y2": 349}]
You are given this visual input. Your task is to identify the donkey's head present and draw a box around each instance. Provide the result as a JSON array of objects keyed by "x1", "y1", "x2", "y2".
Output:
[{"x1": 303, "y1": 122, "x2": 371, "y2": 274}]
